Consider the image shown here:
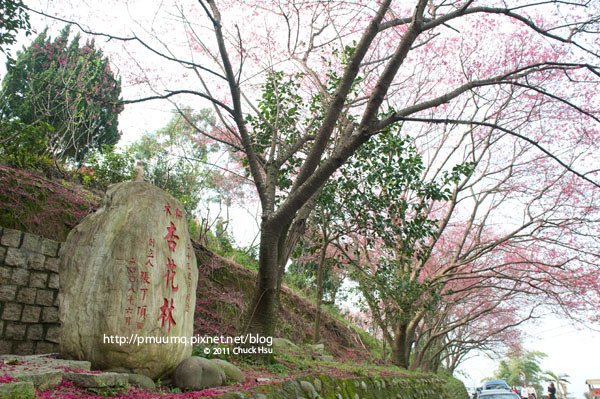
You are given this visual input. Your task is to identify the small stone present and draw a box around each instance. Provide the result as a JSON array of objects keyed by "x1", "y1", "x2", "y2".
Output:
[
  {"x1": 128, "y1": 373, "x2": 156, "y2": 390},
  {"x1": 5, "y1": 322, "x2": 26, "y2": 340},
  {"x1": 313, "y1": 378, "x2": 322, "y2": 392},
  {"x1": 36, "y1": 289, "x2": 55, "y2": 306},
  {"x1": 6, "y1": 248, "x2": 27, "y2": 268},
  {"x1": 21, "y1": 234, "x2": 41, "y2": 252},
  {"x1": 0, "y1": 381, "x2": 35, "y2": 399},
  {"x1": 11, "y1": 267, "x2": 29, "y2": 285},
  {"x1": 44, "y1": 257, "x2": 59, "y2": 273},
  {"x1": 27, "y1": 324, "x2": 44, "y2": 340},
  {"x1": 0, "y1": 228, "x2": 23, "y2": 247},
  {"x1": 45, "y1": 325, "x2": 61, "y2": 343},
  {"x1": 173, "y1": 356, "x2": 225, "y2": 390},
  {"x1": 16, "y1": 287, "x2": 37, "y2": 304},
  {"x1": 0, "y1": 284, "x2": 17, "y2": 301},
  {"x1": 48, "y1": 273, "x2": 59, "y2": 289},
  {"x1": 30, "y1": 271, "x2": 48, "y2": 288},
  {"x1": 210, "y1": 358, "x2": 245, "y2": 383},
  {"x1": 41, "y1": 239, "x2": 60, "y2": 257},
  {"x1": 41, "y1": 306, "x2": 59, "y2": 322},
  {"x1": 3, "y1": 303, "x2": 23, "y2": 321},
  {"x1": 300, "y1": 381, "x2": 318, "y2": 399},
  {"x1": 360, "y1": 381, "x2": 367, "y2": 390},
  {"x1": 27, "y1": 253, "x2": 46, "y2": 270},
  {"x1": 36, "y1": 341, "x2": 59, "y2": 354},
  {"x1": 0, "y1": 264, "x2": 11, "y2": 284},
  {"x1": 21, "y1": 305, "x2": 41, "y2": 323}
]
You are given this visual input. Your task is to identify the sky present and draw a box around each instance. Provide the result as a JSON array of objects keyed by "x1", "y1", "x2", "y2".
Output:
[{"x1": 1, "y1": 2, "x2": 599, "y2": 398}]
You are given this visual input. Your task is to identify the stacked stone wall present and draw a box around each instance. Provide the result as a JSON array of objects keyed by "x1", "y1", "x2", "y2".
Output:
[{"x1": 0, "y1": 227, "x2": 61, "y2": 355}]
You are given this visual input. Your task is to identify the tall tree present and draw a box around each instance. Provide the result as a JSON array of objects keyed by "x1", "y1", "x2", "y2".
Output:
[
  {"x1": 31, "y1": 1, "x2": 600, "y2": 350},
  {"x1": 1, "y1": 26, "x2": 122, "y2": 161}
]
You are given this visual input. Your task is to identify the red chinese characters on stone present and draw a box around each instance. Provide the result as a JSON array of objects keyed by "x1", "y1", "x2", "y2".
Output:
[
  {"x1": 164, "y1": 258, "x2": 179, "y2": 293},
  {"x1": 164, "y1": 222, "x2": 179, "y2": 252},
  {"x1": 175, "y1": 207, "x2": 183, "y2": 220},
  {"x1": 164, "y1": 203, "x2": 172, "y2": 216},
  {"x1": 159, "y1": 297, "x2": 176, "y2": 332}
]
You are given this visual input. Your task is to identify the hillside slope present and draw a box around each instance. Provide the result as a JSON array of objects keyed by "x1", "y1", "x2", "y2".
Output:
[{"x1": 0, "y1": 164, "x2": 371, "y2": 359}]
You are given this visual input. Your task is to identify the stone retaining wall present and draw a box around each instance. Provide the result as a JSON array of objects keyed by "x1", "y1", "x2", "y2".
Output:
[{"x1": 0, "y1": 227, "x2": 61, "y2": 355}]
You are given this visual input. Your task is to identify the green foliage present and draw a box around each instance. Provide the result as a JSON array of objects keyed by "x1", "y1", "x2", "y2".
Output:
[
  {"x1": 494, "y1": 351, "x2": 546, "y2": 390},
  {"x1": 442, "y1": 374, "x2": 470, "y2": 399},
  {"x1": 80, "y1": 144, "x2": 134, "y2": 189},
  {"x1": 129, "y1": 108, "x2": 215, "y2": 215},
  {"x1": 0, "y1": 119, "x2": 55, "y2": 171},
  {"x1": 1, "y1": 25, "x2": 123, "y2": 161},
  {"x1": 0, "y1": 0, "x2": 31, "y2": 61}
]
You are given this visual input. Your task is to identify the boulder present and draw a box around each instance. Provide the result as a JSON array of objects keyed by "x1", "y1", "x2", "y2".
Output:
[
  {"x1": 59, "y1": 181, "x2": 198, "y2": 379},
  {"x1": 210, "y1": 358, "x2": 245, "y2": 383},
  {"x1": 173, "y1": 356, "x2": 225, "y2": 390}
]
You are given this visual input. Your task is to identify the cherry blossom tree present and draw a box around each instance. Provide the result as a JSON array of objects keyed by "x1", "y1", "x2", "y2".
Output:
[{"x1": 27, "y1": 0, "x2": 600, "y2": 350}]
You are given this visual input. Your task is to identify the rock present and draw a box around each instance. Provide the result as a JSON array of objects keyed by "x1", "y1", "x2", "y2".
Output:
[
  {"x1": 210, "y1": 358, "x2": 245, "y2": 384},
  {"x1": 64, "y1": 371, "x2": 129, "y2": 388},
  {"x1": 272, "y1": 337, "x2": 299, "y2": 353},
  {"x1": 59, "y1": 181, "x2": 198, "y2": 379},
  {"x1": 300, "y1": 380, "x2": 318, "y2": 399},
  {"x1": 173, "y1": 356, "x2": 225, "y2": 390},
  {"x1": 0, "y1": 381, "x2": 35, "y2": 399},
  {"x1": 128, "y1": 373, "x2": 156, "y2": 390}
]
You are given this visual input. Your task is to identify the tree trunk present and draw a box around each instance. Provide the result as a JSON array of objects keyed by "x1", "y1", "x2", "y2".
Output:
[
  {"x1": 244, "y1": 225, "x2": 281, "y2": 342},
  {"x1": 391, "y1": 324, "x2": 411, "y2": 369},
  {"x1": 313, "y1": 242, "x2": 327, "y2": 343}
]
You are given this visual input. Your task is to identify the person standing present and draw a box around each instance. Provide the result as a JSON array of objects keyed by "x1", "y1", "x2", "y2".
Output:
[
  {"x1": 527, "y1": 384, "x2": 537, "y2": 399},
  {"x1": 548, "y1": 382, "x2": 557, "y2": 399}
]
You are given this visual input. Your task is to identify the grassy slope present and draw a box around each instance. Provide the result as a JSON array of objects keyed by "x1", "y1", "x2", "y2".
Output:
[{"x1": 0, "y1": 164, "x2": 373, "y2": 360}]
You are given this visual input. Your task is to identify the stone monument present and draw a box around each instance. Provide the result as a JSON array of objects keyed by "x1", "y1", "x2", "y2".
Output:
[{"x1": 59, "y1": 181, "x2": 198, "y2": 379}]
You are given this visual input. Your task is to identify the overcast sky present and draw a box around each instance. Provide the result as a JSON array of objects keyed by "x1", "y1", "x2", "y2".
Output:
[{"x1": 2, "y1": 3, "x2": 599, "y2": 398}]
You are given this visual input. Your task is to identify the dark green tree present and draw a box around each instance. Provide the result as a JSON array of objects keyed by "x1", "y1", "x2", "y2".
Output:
[{"x1": 1, "y1": 26, "x2": 122, "y2": 161}]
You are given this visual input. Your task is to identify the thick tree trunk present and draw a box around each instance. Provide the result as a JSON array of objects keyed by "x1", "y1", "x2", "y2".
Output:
[
  {"x1": 244, "y1": 225, "x2": 281, "y2": 342},
  {"x1": 391, "y1": 324, "x2": 411, "y2": 369}
]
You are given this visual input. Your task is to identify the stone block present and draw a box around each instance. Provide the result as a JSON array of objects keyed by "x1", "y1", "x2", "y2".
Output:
[
  {"x1": 0, "y1": 285, "x2": 17, "y2": 301},
  {"x1": 48, "y1": 273, "x2": 59, "y2": 289},
  {"x1": 2, "y1": 303, "x2": 23, "y2": 321},
  {"x1": 35, "y1": 341, "x2": 59, "y2": 354},
  {"x1": 27, "y1": 324, "x2": 44, "y2": 340},
  {"x1": 13, "y1": 340, "x2": 34, "y2": 355},
  {"x1": 5, "y1": 323, "x2": 26, "y2": 340},
  {"x1": 5, "y1": 248, "x2": 26, "y2": 268},
  {"x1": 0, "y1": 228, "x2": 22, "y2": 247},
  {"x1": 16, "y1": 287, "x2": 37, "y2": 304},
  {"x1": 30, "y1": 271, "x2": 48, "y2": 288},
  {"x1": 41, "y1": 239, "x2": 60, "y2": 257},
  {"x1": 0, "y1": 246, "x2": 6, "y2": 263},
  {"x1": 41, "y1": 306, "x2": 59, "y2": 323},
  {"x1": 0, "y1": 381, "x2": 35, "y2": 399},
  {"x1": 27, "y1": 253, "x2": 46, "y2": 270},
  {"x1": 64, "y1": 371, "x2": 129, "y2": 388},
  {"x1": 0, "y1": 339, "x2": 13, "y2": 354},
  {"x1": 45, "y1": 325, "x2": 61, "y2": 343},
  {"x1": 44, "y1": 257, "x2": 59, "y2": 273},
  {"x1": 13, "y1": 370, "x2": 62, "y2": 390},
  {"x1": 0, "y1": 265, "x2": 12, "y2": 284},
  {"x1": 36, "y1": 290, "x2": 55, "y2": 306},
  {"x1": 10, "y1": 267, "x2": 29, "y2": 285},
  {"x1": 21, "y1": 305, "x2": 41, "y2": 323},
  {"x1": 21, "y1": 233, "x2": 41, "y2": 252}
]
